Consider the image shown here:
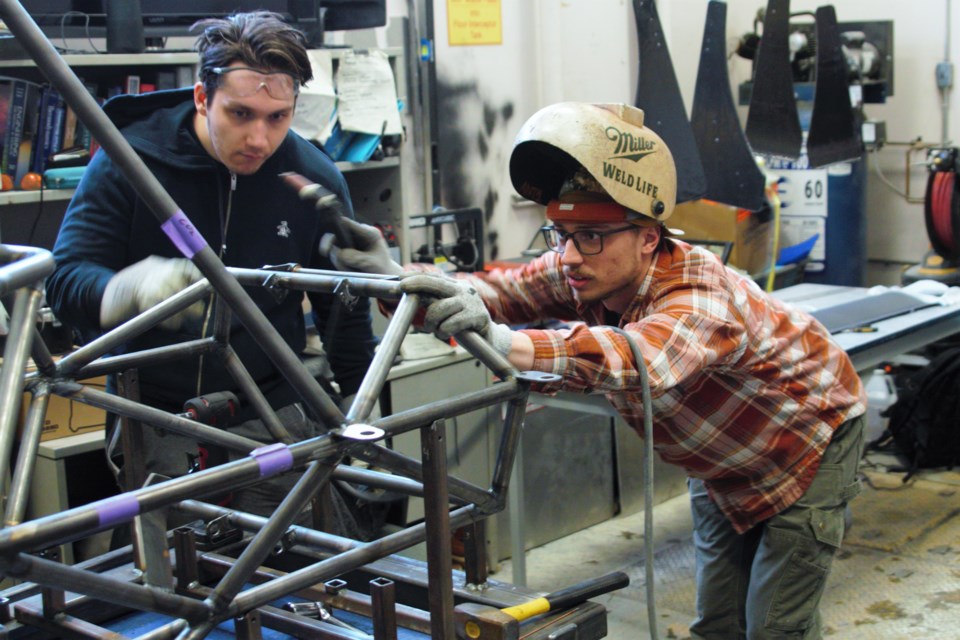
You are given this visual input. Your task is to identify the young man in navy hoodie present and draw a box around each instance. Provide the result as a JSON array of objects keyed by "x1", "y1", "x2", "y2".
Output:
[{"x1": 46, "y1": 12, "x2": 378, "y2": 536}]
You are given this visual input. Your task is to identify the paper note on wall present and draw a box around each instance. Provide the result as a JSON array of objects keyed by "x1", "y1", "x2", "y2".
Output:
[
  {"x1": 336, "y1": 49, "x2": 402, "y2": 136},
  {"x1": 291, "y1": 49, "x2": 337, "y2": 143}
]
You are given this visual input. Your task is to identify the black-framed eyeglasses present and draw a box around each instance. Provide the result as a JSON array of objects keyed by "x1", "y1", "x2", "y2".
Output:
[
  {"x1": 540, "y1": 225, "x2": 638, "y2": 256},
  {"x1": 209, "y1": 66, "x2": 300, "y2": 100}
]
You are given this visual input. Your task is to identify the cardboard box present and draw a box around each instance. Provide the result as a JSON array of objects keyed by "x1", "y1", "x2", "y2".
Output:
[
  {"x1": 670, "y1": 199, "x2": 772, "y2": 275},
  {"x1": 20, "y1": 375, "x2": 108, "y2": 442}
]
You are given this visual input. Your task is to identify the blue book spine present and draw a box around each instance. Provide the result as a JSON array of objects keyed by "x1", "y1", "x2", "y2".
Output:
[
  {"x1": 46, "y1": 90, "x2": 67, "y2": 167},
  {"x1": 0, "y1": 79, "x2": 14, "y2": 177},
  {"x1": 5, "y1": 80, "x2": 27, "y2": 180},
  {"x1": 33, "y1": 86, "x2": 58, "y2": 174}
]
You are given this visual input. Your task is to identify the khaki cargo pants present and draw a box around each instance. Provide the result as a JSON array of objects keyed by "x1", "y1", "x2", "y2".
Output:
[{"x1": 688, "y1": 414, "x2": 866, "y2": 640}]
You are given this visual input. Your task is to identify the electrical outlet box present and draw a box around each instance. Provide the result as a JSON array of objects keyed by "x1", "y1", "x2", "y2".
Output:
[{"x1": 936, "y1": 61, "x2": 954, "y2": 89}]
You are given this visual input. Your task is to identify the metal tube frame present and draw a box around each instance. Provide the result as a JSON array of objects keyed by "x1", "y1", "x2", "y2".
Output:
[
  {"x1": 0, "y1": 243, "x2": 537, "y2": 638},
  {"x1": 0, "y1": 4, "x2": 576, "y2": 637}
]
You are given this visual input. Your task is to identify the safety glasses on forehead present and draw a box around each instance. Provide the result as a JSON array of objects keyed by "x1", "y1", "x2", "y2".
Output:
[{"x1": 209, "y1": 67, "x2": 300, "y2": 100}]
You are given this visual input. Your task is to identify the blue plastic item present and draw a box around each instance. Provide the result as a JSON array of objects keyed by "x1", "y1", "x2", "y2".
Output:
[{"x1": 777, "y1": 233, "x2": 819, "y2": 266}]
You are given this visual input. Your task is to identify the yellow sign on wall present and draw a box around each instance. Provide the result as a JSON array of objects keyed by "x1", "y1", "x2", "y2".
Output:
[{"x1": 448, "y1": 0, "x2": 502, "y2": 46}]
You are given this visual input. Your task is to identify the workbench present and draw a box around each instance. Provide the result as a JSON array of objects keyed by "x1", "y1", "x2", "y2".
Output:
[{"x1": 771, "y1": 283, "x2": 960, "y2": 372}]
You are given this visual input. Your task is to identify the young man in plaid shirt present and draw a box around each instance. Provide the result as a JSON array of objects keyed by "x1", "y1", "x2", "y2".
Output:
[{"x1": 327, "y1": 102, "x2": 867, "y2": 639}]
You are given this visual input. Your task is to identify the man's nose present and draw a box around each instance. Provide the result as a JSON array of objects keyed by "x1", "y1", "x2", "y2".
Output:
[
  {"x1": 246, "y1": 119, "x2": 269, "y2": 149},
  {"x1": 560, "y1": 239, "x2": 584, "y2": 265}
]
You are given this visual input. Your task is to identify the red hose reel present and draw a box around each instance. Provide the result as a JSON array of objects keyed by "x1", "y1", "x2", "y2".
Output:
[{"x1": 924, "y1": 148, "x2": 960, "y2": 260}]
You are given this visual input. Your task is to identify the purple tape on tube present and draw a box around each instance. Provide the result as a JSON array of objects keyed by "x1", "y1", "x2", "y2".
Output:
[
  {"x1": 161, "y1": 211, "x2": 208, "y2": 259},
  {"x1": 252, "y1": 442, "x2": 294, "y2": 477},
  {"x1": 96, "y1": 494, "x2": 140, "y2": 528}
]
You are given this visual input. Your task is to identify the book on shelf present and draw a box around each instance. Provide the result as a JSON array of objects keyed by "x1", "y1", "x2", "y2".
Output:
[
  {"x1": 0, "y1": 78, "x2": 12, "y2": 183},
  {"x1": 124, "y1": 75, "x2": 141, "y2": 95},
  {"x1": 33, "y1": 84, "x2": 66, "y2": 175},
  {"x1": 3, "y1": 79, "x2": 42, "y2": 188}
]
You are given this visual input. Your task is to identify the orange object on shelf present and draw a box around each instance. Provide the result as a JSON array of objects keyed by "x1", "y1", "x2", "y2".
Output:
[{"x1": 19, "y1": 172, "x2": 43, "y2": 191}]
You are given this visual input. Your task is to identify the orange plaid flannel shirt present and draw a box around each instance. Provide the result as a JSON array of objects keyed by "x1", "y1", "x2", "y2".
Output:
[{"x1": 459, "y1": 239, "x2": 866, "y2": 533}]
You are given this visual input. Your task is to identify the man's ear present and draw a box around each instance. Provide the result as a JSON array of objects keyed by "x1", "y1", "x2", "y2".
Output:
[
  {"x1": 194, "y1": 82, "x2": 208, "y2": 117},
  {"x1": 639, "y1": 225, "x2": 661, "y2": 255}
]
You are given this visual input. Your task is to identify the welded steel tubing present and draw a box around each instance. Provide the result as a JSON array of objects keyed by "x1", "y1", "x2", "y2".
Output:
[
  {"x1": 351, "y1": 444, "x2": 494, "y2": 512},
  {"x1": 28, "y1": 326, "x2": 56, "y2": 377},
  {"x1": 55, "y1": 283, "x2": 214, "y2": 377},
  {"x1": 139, "y1": 499, "x2": 176, "y2": 591},
  {"x1": 420, "y1": 420, "x2": 455, "y2": 639},
  {"x1": 137, "y1": 619, "x2": 190, "y2": 640},
  {"x1": 5, "y1": 384, "x2": 50, "y2": 526},
  {"x1": 0, "y1": 1, "x2": 344, "y2": 430},
  {"x1": 56, "y1": 383, "x2": 263, "y2": 453},
  {"x1": 229, "y1": 268, "x2": 403, "y2": 300},
  {"x1": 206, "y1": 462, "x2": 338, "y2": 615},
  {"x1": 333, "y1": 465, "x2": 424, "y2": 498},
  {"x1": 346, "y1": 293, "x2": 419, "y2": 424},
  {"x1": 0, "y1": 552, "x2": 209, "y2": 621},
  {"x1": 178, "y1": 618, "x2": 217, "y2": 640},
  {"x1": 219, "y1": 343, "x2": 293, "y2": 444},
  {"x1": 490, "y1": 392, "x2": 530, "y2": 501},
  {"x1": 0, "y1": 443, "x2": 329, "y2": 556},
  {"x1": 174, "y1": 526, "x2": 200, "y2": 591},
  {"x1": 60, "y1": 338, "x2": 219, "y2": 382},
  {"x1": 177, "y1": 500, "x2": 358, "y2": 555},
  {"x1": 451, "y1": 330, "x2": 518, "y2": 381},
  {"x1": 0, "y1": 285, "x2": 43, "y2": 498},
  {"x1": 230, "y1": 506, "x2": 480, "y2": 615},
  {"x1": 0, "y1": 245, "x2": 53, "y2": 296},
  {"x1": 370, "y1": 577, "x2": 398, "y2": 640},
  {"x1": 196, "y1": 554, "x2": 432, "y2": 635},
  {"x1": 461, "y1": 521, "x2": 488, "y2": 587},
  {"x1": 0, "y1": 378, "x2": 516, "y2": 557},
  {"x1": 372, "y1": 379, "x2": 522, "y2": 437}
]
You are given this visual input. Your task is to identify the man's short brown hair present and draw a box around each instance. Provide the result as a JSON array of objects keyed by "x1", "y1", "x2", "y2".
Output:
[{"x1": 193, "y1": 11, "x2": 312, "y2": 99}]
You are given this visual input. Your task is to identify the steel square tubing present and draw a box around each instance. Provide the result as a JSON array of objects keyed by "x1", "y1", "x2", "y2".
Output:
[
  {"x1": 0, "y1": 379, "x2": 525, "y2": 557},
  {"x1": 230, "y1": 505, "x2": 481, "y2": 616}
]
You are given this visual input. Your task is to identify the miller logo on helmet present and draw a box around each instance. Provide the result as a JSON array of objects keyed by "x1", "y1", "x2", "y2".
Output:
[{"x1": 509, "y1": 103, "x2": 677, "y2": 222}]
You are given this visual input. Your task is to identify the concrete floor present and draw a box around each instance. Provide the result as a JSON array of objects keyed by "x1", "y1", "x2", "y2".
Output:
[{"x1": 493, "y1": 454, "x2": 960, "y2": 640}]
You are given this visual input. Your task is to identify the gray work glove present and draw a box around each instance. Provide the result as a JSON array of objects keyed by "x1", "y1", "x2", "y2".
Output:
[
  {"x1": 398, "y1": 273, "x2": 513, "y2": 356},
  {"x1": 100, "y1": 255, "x2": 204, "y2": 331},
  {"x1": 319, "y1": 217, "x2": 402, "y2": 276}
]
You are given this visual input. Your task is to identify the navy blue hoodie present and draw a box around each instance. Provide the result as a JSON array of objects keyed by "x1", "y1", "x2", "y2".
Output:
[{"x1": 46, "y1": 88, "x2": 376, "y2": 414}]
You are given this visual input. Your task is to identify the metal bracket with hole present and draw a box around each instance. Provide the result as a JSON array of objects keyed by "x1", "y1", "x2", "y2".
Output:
[
  {"x1": 337, "y1": 423, "x2": 386, "y2": 441},
  {"x1": 517, "y1": 371, "x2": 562, "y2": 384}
]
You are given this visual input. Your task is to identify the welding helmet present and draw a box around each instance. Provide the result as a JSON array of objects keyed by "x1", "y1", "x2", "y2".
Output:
[{"x1": 509, "y1": 102, "x2": 677, "y2": 225}]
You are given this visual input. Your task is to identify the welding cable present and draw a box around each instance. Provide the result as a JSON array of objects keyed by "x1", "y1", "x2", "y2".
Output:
[{"x1": 608, "y1": 326, "x2": 658, "y2": 640}]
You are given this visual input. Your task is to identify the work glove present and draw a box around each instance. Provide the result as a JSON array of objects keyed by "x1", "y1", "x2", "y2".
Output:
[
  {"x1": 398, "y1": 273, "x2": 513, "y2": 356},
  {"x1": 319, "y1": 217, "x2": 402, "y2": 276},
  {"x1": 100, "y1": 255, "x2": 204, "y2": 331}
]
